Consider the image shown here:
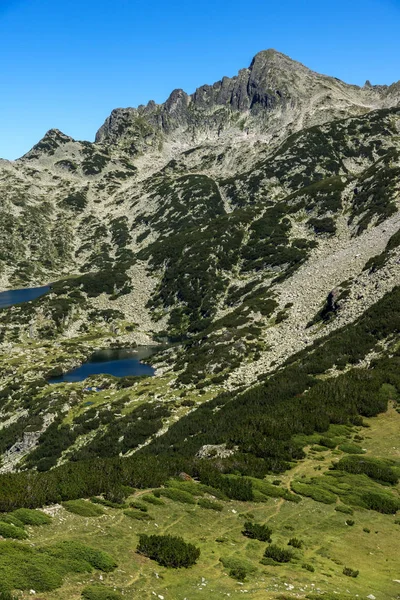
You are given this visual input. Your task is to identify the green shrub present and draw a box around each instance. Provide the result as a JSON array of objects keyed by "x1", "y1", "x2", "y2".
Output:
[
  {"x1": 90, "y1": 497, "x2": 126, "y2": 509},
  {"x1": 319, "y1": 437, "x2": 337, "y2": 449},
  {"x1": 0, "y1": 540, "x2": 116, "y2": 593},
  {"x1": 123, "y1": 509, "x2": 153, "y2": 521},
  {"x1": 363, "y1": 527, "x2": 370, "y2": 533},
  {"x1": 263, "y1": 544, "x2": 293, "y2": 563},
  {"x1": 242, "y1": 521, "x2": 272, "y2": 542},
  {"x1": 81, "y1": 585, "x2": 123, "y2": 600},
  {"x1": 197, "y1": 498, "x2": 223, "y2": 511},
  {"x1": 288, "y1": 537, "x2": 303, "y2": 548},
  {"x1": 338, "y1": 444, "x2": 365, "y2": 454},
  {"x1": 229, "y1": 566, "x2": 247, "y2": 581},
  {"x1": 0, "y1": 514, "x2": 25, "y2": 529},
  {"x1": 335, "y1": 505, "x2": 353, "y2": 515},
  {"x1": 334, "y1": 456, "x2": 398, "y2": 484},
  {"x1": 220, "y1": 556, "x2": 256, "y2": 581},
  {"x1": 291, "y1": 481, "x2": 336, "y2": 504},
  {"x1": 251, "y1": 478, "x2": 301, "y2": 503},
  {"x1": 11, "y1": 508, "x2": 51, "y2": 526},
  {"x1": 0, "y1": 522, "x2": 27, "y2": 540},
  {"x1": 62, "y1": 500, "x2": 105, "y2": 517},
  {"x1": 156, "y1": 488, "x2": 196, "y2": 504},
  {"x1": 361, "y1": 491, "x2": 400, "y2": 514},
  {"x1": 302, "y1": 563, "x2": 315, "y2": 572},
  {"x1": 311, "y1": 445, "x2": 327, "y2": 453},
  {"x1": 343, "y1": 566, "x2": 359, "y2": 578},
  {"x1": 142, "y1": 494, "x2": 165, "y2": 506},
  {"x1": 128, "y1": 500, "x2": 148, "y2": 512},
  {"x1": 137, "y1": 534, "x2": 200, "y2": 568},
  {"x1": 0, "y1": 584, "x2": 18, "y2": 600},
  {"x1": 47, "y1": 541, "x2": 117, "y2": 572},
  {"x1": 345, "y1": 519, "x2": 355, "y2": 526}
]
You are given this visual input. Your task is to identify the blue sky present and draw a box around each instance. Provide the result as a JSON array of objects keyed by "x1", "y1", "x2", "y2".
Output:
[{"x1": 1, "y1": 0, "x2": 400, "y2": 159}]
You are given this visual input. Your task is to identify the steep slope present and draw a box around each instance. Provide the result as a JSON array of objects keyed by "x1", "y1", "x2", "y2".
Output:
[
  {"x1": 0, "y1": 49, "x2": 399, "y2": 470},
  {"x1": 0, "y1": 50, "x2": 400, "y2": 600}
]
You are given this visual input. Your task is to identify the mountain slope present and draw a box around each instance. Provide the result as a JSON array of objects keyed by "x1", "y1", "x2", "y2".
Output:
[{"x1": 0, "y1": 49, "x2": 400, "y2": 600}]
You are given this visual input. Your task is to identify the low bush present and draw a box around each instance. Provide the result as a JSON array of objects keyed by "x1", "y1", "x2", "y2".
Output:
[
  {"x1": 0, "y1": 514, "x2": 25, "y2": 529},
  {"x1": 291, "y1": 481, "x2": 336, "y2": 504},
  {"x1": 302, "y1": 563, "x2": 315, "y2": 572},
  {"x1": 197, "y1": 498, "x2": 223, "y2": 511},
  {"x1": 0, "y1": 584, "x2": 18, "y2": 600},
  {"x1": 242, "y1": 521, "x2": 272, "y2": 542},
  {"x1": 343, "y1": 566, "x2": 359, "y2": 578},
  {"x1": 0, "y1": 522, "x2": 27, "y2": 540},
  {"x1": 62, "y1": 500, "x2": 105, "y2": 517},
  {"x1": 335, "y1": 505, "x2": 353, "y2": 515},
  {"x1": 338, "y1": 444, "x2": 365, "y2": 454},
  {"x1": 219, "y1": 556, "x2": 256, "y2": 581},
  {"x1": 137, "y1": 534, "x2": 200, "y2": 568},
  {"x1": 228, "y1": 565, "x2": 247, "y2": 581},
  {"x1": 90, "y1": 497, "x2": 126, "y2": 509},
  {"x1": 123, "y1": 509, "x2": 153, "y2": 521},
  {"x1": 11, "y1": 508, "x2": 51, "y2": 526},
  {"x1": 0, "y1": 540, "x2": 117, "y2": 594},
  {"x1": 81, "y1": 585, "x2": 123, "y2": 600},
  {"x1": 345, "y1": 519, "x2": 355, "y2": 526},
  {"x1": 142, "y1": 494, "x2": 165, "y2": 506},
  {"x1": 334, "y1": 456, "x2": 398, "y2": 484},
  {"x1": 361, "y1": 491, "x2": 400, "y2": 514},
  {"x1": 319, "y1": 437, "x2": 337, "y2": 449},
  {"x1": 263, "y1": 544, "x2": 293, "y2": 563},
  {"x1": 128, "y1": 501, "x2": 148, "y2": 512},
  {"x1": 47, "y1": 541, "x2": 117, "y2": 572},
  {"x1": 288, "y1": 537, "x2": 303, "y2": 548},
  {"x1": 251, "y1": 478, "x2": 301, "y2": 503},
  {"x1": 155, "y1": 488, "x2": 196, "y2": 504}
]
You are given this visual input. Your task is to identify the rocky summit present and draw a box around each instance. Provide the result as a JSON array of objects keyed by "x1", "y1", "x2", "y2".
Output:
[{"x1": 0, "y1": 50, "x2": 400, "y2": 600}]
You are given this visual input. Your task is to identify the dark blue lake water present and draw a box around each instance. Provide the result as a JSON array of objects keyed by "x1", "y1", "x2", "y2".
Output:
[
  {"x1": 48, "y1": 347, "x2": 156, "y2": 383},
  {"x1": 0, "y1": 285, "x2": 50, "y2": 309}
]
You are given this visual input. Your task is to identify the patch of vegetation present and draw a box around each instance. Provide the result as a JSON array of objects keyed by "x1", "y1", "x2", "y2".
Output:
[
  {"x1": 219, "y1": 556, "x2": 256, "y2": 581},
  {"x1": 333, "y1": 455, "x2": 399, "y2": 484},
  {"x1": 197, "y1": 498, "x2": 223, "y2": 511},
  {"x1": 137, "y1": 534, "x2": 200, "y2": 568},
  {"x1": 343, "y1": 566, "x2": 359, "y2": 578},
  {"x1": 142, "y1": 494, "x2": 165, "y2": 506},
  {"x1": 11, "y1": 508, "x2": 51, "y2": 526},
  {"x1": 154, "y1": 487, "x2": 196, "y2": 504},
  {"x1": 242, "y1": 521, "x2": 272, "y2": 542},
  {"x1": 62, "y1": 500, "x2": 105, "y2": 517},
  {"x1": 61, "y1": 189, "x2": 87, "y2": 211},
  {"x1": 123, "y1": 509, "x2": 153, "y2": 521},
  {"x1": 262, "y1": 544, "x2": 294, "y2": 564},
  {"x1": 307, "y1": 217, "x2": 336, "y2": 235},
  {"x1": 0, "y1": 522, "x2": 27, "y2": 540},
  {"x1": 81, "y1": 586, "x2": 123, "y2": 600},
  {"x1": 0, "y1": 540, "x2": 116, "y2": 593}
]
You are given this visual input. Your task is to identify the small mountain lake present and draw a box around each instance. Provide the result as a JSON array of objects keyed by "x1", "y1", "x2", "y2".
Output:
[
  {"x1": 48, "y1": 347, "x2": 156, "y2": 383},
  {"x1": 0, "y1": 285, "x2": 50, "y2": 309}
]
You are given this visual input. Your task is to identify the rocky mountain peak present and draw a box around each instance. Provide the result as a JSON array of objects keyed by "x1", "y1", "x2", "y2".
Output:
[
  {"x1": 21, "y1": 128, "x2": 75, "y2": 160},
  {"x1": 95, "y1": 49, "x2": 400, "y2": 154}
]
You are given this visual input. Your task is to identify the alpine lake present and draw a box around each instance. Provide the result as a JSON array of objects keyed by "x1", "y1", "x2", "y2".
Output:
[{"x1": 0, "y1": 285, "x2": 156, "y2": 382}]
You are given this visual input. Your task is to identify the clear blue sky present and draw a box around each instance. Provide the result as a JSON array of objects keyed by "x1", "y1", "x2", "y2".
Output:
[{"x1": 1, "y1": 0, "x2": 400, "y2": 159}]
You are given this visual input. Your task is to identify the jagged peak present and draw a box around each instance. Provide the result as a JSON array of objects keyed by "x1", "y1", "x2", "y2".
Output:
[
  {"x1": 20, "y1": 128, "x2": 75, "y2": 160},
  {"x1": 42, "y1": 128, "x2": 72, "y2": 141},
  {"x1": 249, "y1": 48, "x2": 310, "y2": 73}
]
